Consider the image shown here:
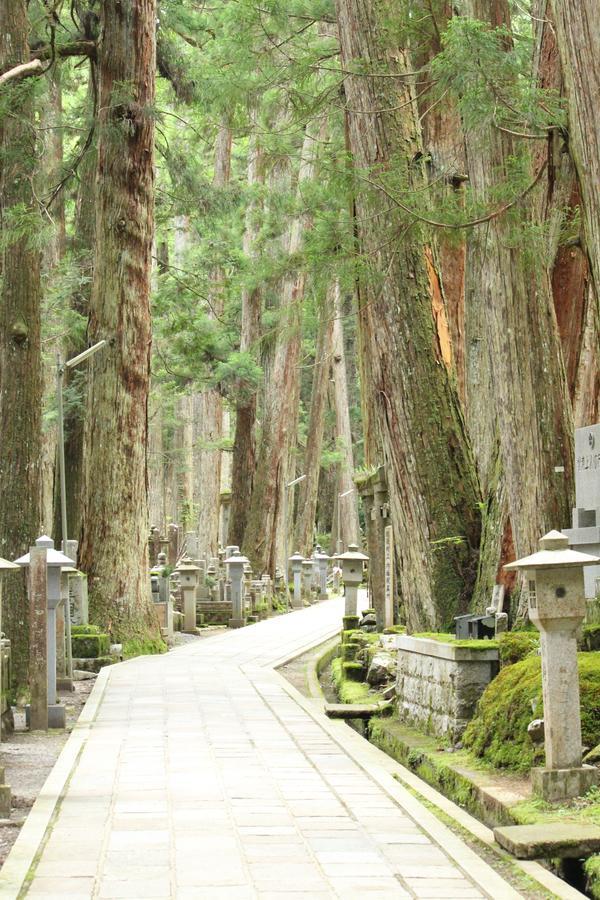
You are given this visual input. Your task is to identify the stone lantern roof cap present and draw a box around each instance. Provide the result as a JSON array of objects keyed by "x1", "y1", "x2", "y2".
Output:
[
  {"x1": 225, "y1": 550, "x2": 249, "y2": 565},
  {"x1": 176, "y1": 556, "x2": 201, "y2": 573},
  {"x1": 334, "y1": 543, "x2": 369, "y2": 562},
  {"x1": 14, "y1": 535, "x2": 75, "y2": 568},
  {"x1": 314, "y1": 549, "x2": 330, "y2": 560},
  {"x1": 288, "y1": 552, "x2": 304, "y2": 563},
  {"x1": 504, "y1": 530, "x2": 600, "y2": 571},
  {"x1": 0, "y1": 558, "x2": 19, "y2": 571}
]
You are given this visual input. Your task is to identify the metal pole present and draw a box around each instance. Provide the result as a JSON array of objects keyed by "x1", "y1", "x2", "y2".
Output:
[
  {"x1": 56, "y1": 357, "x2": 74, "y2": 682},
  {"x1": 283, "y1": 484, "x2": 289, "y2": 611},
  {"x1": 56, "y1": 355, "x2": 68, "y2": 554}
]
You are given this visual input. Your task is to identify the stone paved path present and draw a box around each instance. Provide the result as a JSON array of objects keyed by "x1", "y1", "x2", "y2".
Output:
[{"x1": 15, "y1": 598, "x2": 526, "y2": 899}]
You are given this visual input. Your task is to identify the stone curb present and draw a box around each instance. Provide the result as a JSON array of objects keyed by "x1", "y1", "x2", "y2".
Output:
[
  {"x1": 0, "y1": 664, "x2": 112, "y2": 899},
  {"x1": 296, "y1": 645, "x2": 585, "y2": 900}
]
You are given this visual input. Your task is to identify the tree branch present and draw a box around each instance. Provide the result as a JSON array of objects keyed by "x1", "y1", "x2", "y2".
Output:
[
  {"x1": 0, "y1": 59, "x2": 44, "y2": 88},
  {"x1": 31, "y1": 40, "x2": 96, "y2": 62}
]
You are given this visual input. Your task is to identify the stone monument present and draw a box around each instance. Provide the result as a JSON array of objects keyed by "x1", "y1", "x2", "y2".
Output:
[
  {"x1": 564, "y1": 423, "x2": 600, "y2": 601},
  {"x1": 176, "y1": 557, "x2": 200, "y2": 633},
  {"x1": 225, "y1": 549, "x2": 248, "y2": 628},
  {"x1": 505, "y1": 530, "x2": 600, "y2": 801},
  {"x1": 288, "y1": 553, "x2": 304, "y2": 609}
]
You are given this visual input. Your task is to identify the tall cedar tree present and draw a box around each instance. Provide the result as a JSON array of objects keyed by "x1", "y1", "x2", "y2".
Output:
[
  {"x1": 336, "y1": 0, "x2": 482, "y2": 629},
  {"x1": 0, "y1": 0, "x2": 43, "y2": 687},
  {"x1": 79, "y1": 0, "x2": 159, "y2": 641}
]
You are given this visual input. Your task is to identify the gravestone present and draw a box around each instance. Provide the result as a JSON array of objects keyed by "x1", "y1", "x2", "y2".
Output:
[{"x1": 564, "y1": 423, "x2": 600, "y2": 599}]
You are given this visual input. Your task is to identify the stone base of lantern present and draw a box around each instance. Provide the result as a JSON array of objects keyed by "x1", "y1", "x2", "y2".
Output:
[
  {"x1": 291, "y1": 596, "x2": 303, "y2": 610},
  {"x1": 532, "y1": 765, "x2": 600, "y2": 802},
  {"x1": 26, "y1": 703, "x2": 66, "y2": 731},
  {"x1": 228, "y1": 617, "x2": 246, "y2": 629}
]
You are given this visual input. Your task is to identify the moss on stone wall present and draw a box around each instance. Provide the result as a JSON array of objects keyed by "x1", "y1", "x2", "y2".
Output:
[
  {"x1": 463, "y1": 653, "x2": 600, "y2": 772},
  {"x1": 412, "y1": 632, "x2": 499, "y2": 650}
]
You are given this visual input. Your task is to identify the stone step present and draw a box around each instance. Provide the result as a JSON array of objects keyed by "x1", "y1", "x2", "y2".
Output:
[
  {"x1": 325, "y1": 702, "x2": 384, "y2": 719},
  {"x1": 494, "y1": 823, "x2": 600, "y2": 859}
]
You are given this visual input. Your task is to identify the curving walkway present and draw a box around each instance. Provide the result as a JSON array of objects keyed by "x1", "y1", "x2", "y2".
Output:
[{"x1": 1, "y1": 598, "x2": 528, "y2": 899}]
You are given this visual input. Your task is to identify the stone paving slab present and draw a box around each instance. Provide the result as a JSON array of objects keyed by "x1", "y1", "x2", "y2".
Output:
[{"x1": 0, "y1": 598, "x2": 529, "y2": 899}]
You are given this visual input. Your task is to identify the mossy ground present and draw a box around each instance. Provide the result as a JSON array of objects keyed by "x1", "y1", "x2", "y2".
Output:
[
  {"x1": 330, "y1": 657, "x2": 383, "y2": 705},
  {"x1": 463, "y1": 652, "x2": 600, "y2": 773},
  {"x1": 122, "y1": 636, "x2": 167, "y2": 659},
  {"x1": 412, "y1": 631, "x2": 499, "y2": 650}
]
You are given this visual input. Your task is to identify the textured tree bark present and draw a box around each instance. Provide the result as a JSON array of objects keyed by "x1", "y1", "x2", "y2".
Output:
[
  {"x1": 79, "y1": 0, "x2": 158, "y2": 639},
  {"x1": 534, "y1": 1, "x2": 600, "y2": 429},
  {"x1": 461, "y1": 0, "x2": 574, "y2": 572},
  {"x1": 40, "y1": 68, "x2": 65, "y2": 533},
  {"x1": 56, "y1": 73, "x2": 97, "y2": 549},
  {"x1": 244, "y1": 124, "x2": 321, "y2": 575},
  {"x1": 195, "y1": 122, "x2": 231, "y2": 560},
  {"x1": 0, "y1": 0, "x2": 43, "y2": 687},
  {"x1": 229, "y1": 131, "x2": 263, "y2": 548},
  {"x1": 295, "y1": 283, "x2": 336, "y2": 555},
  {"x1": 330, "y1": 280, "x2": 360, "y2": 550},
  {"x1": 550, "y1": 0, "x2": 600, "y2": 316},
  {"x1": 336, "y1": 0, "x2": 482, "y2": 629}
]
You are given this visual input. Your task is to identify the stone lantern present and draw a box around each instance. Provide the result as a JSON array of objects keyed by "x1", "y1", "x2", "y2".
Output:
[
  {"x1": 175, "y1": 557, "x2": 200, "y2": 633},
  {"x1": 288, "y1": 552, "x2": 304, "y2": 609},
  {"x1": 15, "y1": 536, "x2": 75, "y2": 728},
  {"x1": 225, "y1": 549, "x2": 249, "y2": 628},
  {"x1": 313, "y1": 546, "x2": 330, "y2": 601},
  {"x1": 301, "y1": 559, "x2": 316, "y2": 605},
  {"x1": 335, "y1": 544, "x2": 369, "y2": 616},
  {"x1": 505, "y1": 530, "x2": 600, "y2": 801}
]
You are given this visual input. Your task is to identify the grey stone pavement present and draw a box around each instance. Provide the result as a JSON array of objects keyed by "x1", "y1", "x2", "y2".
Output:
[{"x1": 11, "y1": 597, "x2": 528, "y2": 899}]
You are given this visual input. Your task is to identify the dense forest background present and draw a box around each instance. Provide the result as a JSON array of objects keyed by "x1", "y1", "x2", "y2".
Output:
[{"x1": 0, "y1": 0, "x2": 599, "y2": 683}]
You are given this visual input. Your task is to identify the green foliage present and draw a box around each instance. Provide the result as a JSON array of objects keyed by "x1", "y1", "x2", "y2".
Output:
[
  {"x1": 463, "y1": 653, "x2": 600, "y2": 772},
  {"x1": 497, "y1": 631, "x2": 539, "y2": 666},
  {"x1": 122, "y1": 637, "x2": 168, "y2": 659},
  {"x1": 72, "y1": 633, "x2": 110, "y2": 659}
]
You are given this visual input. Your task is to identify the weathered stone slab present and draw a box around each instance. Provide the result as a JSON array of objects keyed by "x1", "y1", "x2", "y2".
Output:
[
  {"x1": 395, "y1": 635, "x2": 499, "y2": 741},
  {"x1": 324, "y1": 703, "x2": 382, "y2": 720},
  {"x1": 494, "y1": 823, "x2": 600, "y2": 859}
]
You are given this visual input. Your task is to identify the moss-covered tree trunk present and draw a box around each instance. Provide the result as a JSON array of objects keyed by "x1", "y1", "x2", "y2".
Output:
[
  {"x1": 229, "y1": 132, "x2": 263, "y2": 548},
  {"x1": 336, "y1": 0, "x2": 482, "y2": 630},
  {"x1": 0, "y1": 0, "x2": 43, "y2": 687},
  {"x1": 79, "y1": 0, "x2": 158, "y2": 641}
]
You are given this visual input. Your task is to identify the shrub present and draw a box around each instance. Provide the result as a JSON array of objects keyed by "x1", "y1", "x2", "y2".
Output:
[{"x1": 463, "y1": 652, "x2": 600, "y2": 772}]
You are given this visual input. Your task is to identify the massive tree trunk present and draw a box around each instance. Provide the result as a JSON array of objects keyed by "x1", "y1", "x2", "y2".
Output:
[
  {"x1": 463, "y1": 0, "x2": 574, "y2": 567},
  {"x1": 0, "y1": 0, "x2": 43, "y2": 687},
  {"x1": 243, "y1": 124, "x2": 321, "y2": 575},
  {"x1": 228, "y1": 131, "x2": 263, "y2": 548},
  {"x1": 535, "y1": 1, "x2": 600, "y2": 429},
  {"x1": 79, "y1": 0, "x2": 158, "y2": 640},
  {"x1": 336, "y1": 0, "x2": 482, "y2": 630},
  {"x1": 295, "y1": 282, "x2": 336, "y2": 555},
  {"x1": 330, "y1": 280, "x2": 360, "y2": 550},
  {"x1": 550, "y1": 1, "x2": 600, "y2": 318},
  {"x1": 195, "y1": 122, "x2": 231, "y2": 560}
]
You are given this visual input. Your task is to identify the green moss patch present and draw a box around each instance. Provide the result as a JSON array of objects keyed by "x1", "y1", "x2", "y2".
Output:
[
  {"x1": 412, "y1": 631, "x2": 499, "y2": 650},
  {"x1": 71, "y1": 633, "x2": 109, "y2": 659},
  {"x1": 497, "y1": 631, "x2": 539, "y2": 666},
  {"x1": 582, "y1": 625, "x2": 600, "y2": 653},
  {"x1": 122, "y1": 637, "x2": 167, "y2": 659},
  {"x1": 71, "y1": 624, "x2": 101, "y2": 636},
  {"x1": 463, "y1": 652, "x2": 600, "y2": 772}
]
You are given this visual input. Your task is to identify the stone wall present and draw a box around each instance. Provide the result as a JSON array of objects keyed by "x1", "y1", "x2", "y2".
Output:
[
  {"x1": 395, "y1": 635, "x2": 499, "y2": 741},
  {"x1": 198, "y1": 601, "x2": 233, "y2": 626}
]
